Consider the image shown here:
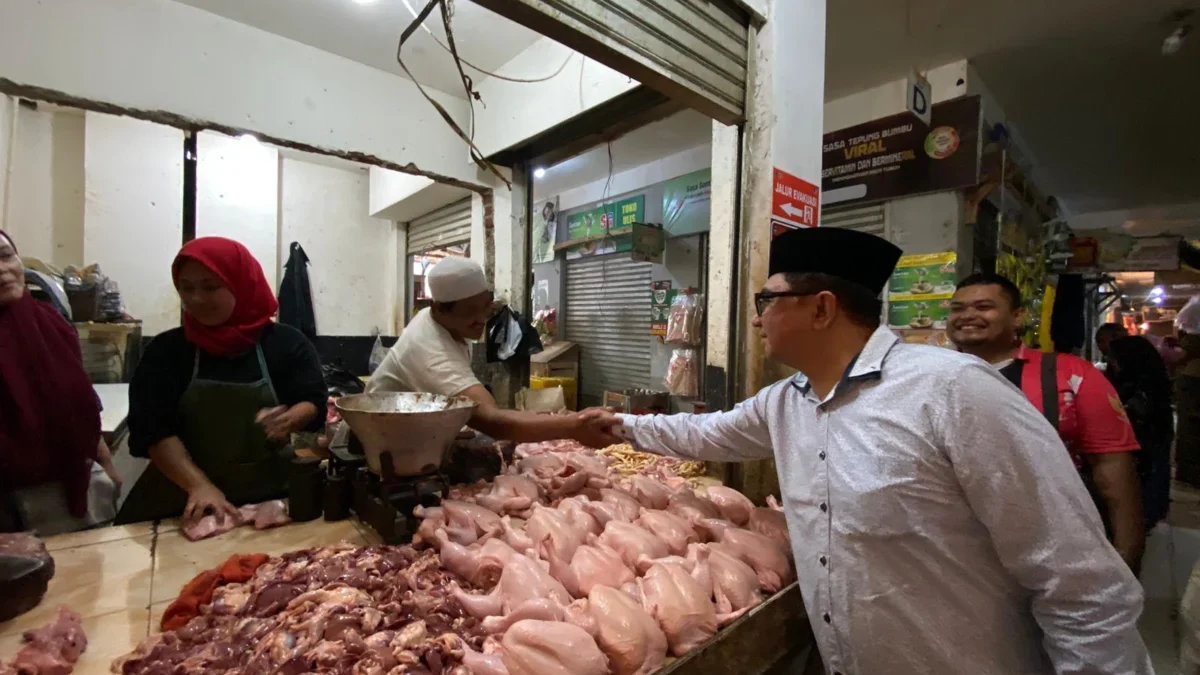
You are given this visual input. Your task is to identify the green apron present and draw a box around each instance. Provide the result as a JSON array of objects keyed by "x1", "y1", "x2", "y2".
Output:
[{"x1": 115, "y1": 345, "x2": 291, "y2": 524}]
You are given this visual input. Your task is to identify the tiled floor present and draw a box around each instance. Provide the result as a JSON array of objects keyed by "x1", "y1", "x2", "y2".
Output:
[{"x1": 1141, "y1": 483, "x2": 1200, "y2": 674}]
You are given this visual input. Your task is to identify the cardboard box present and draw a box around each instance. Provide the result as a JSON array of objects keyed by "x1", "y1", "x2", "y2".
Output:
[
  {"x1": 603, "y1": 389, "x2": 670, "y2": 415},
  {"x1": 530, "y1": 341, "x2": 579, "y2": 379}
]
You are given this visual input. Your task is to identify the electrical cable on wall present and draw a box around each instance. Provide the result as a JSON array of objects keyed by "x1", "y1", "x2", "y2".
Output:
[
  {"x1": 400, "y1": 0, "x2": 574, "y2": 83},
  {"x1": 397, "y1": 0, "x2": 510, "y2": 188}
]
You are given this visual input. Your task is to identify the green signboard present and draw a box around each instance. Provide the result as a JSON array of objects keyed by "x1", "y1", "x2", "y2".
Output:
[
  {"x1": 564, "y1": 196, "x2": 645, "y2": 243},
  {"x1": 662, "y1": 169, "x2": 712, "y2": 237}
]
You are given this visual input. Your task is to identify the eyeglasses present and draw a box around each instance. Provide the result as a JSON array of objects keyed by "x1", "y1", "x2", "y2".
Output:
[{"x1": 754, "y1": 291, "x2": 816, "y2": 317}]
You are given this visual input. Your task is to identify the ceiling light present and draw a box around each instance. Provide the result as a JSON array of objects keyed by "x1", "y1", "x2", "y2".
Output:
[
  {"x1": 353, "y1": 0, "x2": 379, "y2": 4},
  {"x1": 1151, "y1": 286, "x2": 1165, "y2": 296},
  {"x1": 534, "y1": 167, "x2": 546, "y2": 179},
  {"x1": 238, "y1": 134, "x2": 259, "y2": 145}
]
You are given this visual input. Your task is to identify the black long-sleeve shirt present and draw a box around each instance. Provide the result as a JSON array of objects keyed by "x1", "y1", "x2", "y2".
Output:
[{"x1": 128, "y1": 324, "x2": 326, "y2": 457}]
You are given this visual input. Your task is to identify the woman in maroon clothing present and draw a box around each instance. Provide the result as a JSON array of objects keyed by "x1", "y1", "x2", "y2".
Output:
[{"x1": 0, "y1": 230, "x2": 121, "y2": 534}]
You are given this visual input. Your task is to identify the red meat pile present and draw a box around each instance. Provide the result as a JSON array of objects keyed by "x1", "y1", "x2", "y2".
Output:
[{"x1": 111, "y1": 544, "x2": 486, "y2": 675}]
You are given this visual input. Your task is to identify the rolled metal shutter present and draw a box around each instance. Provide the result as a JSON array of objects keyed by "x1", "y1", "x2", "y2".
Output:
[
  {"x1": 407, "y1": 199, "x2": 472, "y2": 254},
  {"x1": 820, "y1": 203, "x2": 887, "y2": 237},
  {"x1": 471, "y1": 0, "x2": 750, "y2": 124},
  {"x1": 565, "y1": 256, "x2": 653, "y2": 406}
]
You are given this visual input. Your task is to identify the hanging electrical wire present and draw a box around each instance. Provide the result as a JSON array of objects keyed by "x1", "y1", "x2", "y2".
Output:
[
  {"x1": 400, "y1": 0, "x2": 574, "y2": 83},
  {"x1": 397, "y1": 0, "x2": 509, "y2": 188}
]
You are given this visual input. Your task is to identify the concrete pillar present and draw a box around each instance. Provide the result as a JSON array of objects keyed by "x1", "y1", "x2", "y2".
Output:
[
  {"x1": 706, "y1": 120, "x2": 740, "y2": 413},
  {"x1": 733, "y1": 0, "x2": 827, "y2": 503}
]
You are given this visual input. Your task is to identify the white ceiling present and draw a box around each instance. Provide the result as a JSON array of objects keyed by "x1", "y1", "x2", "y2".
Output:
[{"x1": 175, "y1": 0, "x2": 542, "y2": 96}]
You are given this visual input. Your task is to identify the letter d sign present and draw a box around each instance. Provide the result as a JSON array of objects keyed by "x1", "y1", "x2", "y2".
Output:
[{"x1": 907, "y1": 72, "x2": 932, "y2": 126}]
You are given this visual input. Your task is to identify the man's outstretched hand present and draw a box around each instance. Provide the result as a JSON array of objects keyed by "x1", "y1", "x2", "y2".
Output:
[{"x1": 572, "y1": 407, "x2": 624, "y2": 448}]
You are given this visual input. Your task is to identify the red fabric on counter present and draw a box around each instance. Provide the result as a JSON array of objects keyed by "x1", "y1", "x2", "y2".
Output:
[{"x1": 159, "y1": 553, "x2": 270, "y2": 632}]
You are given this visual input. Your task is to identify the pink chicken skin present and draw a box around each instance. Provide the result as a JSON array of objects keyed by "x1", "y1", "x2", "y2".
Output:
[
  {"x1": 564, "y1": 585, "x2": 668, "y2": 675},
  {"x1": 638, "y1": 562, "x2": 719, "y2": 656}
]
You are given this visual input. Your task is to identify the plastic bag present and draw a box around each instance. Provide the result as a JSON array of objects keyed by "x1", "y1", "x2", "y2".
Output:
[
  {"x1": 368, "y1": 336, "x2": 388, "y2": 374},
  {"x1": 664, "y1": 348, "x2": 699, "y2": 397},
  {"x1": 1178, "y1": 296, "x2": 1200, "y2": 334},
  {"x1": 665, "y1": 292, "x2": 704, "y2": 346},
  {"x1": 487, "y1": 306, "x2": 544, "y2": 363}
]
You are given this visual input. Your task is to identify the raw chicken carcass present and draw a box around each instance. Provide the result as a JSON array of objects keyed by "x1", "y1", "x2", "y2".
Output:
[
  {"x1": 629, "y1": 475, "x2": 673, "y2": 510},
  {"x1": 452, "y1": 552, "x2": 572, "y2": 622},
  {"x1": 748, "y1": 506, "x2": 790, "y2": 546},
  {"x1": 702, "y1": 486, "x2": 755, "y2": 526},
  {"x1": 713, "y1": 529, "x2": 795, "y2": 592},
  {"x1": 555, "y1": 496, "x2": 603, "y2": 536},
  {"x1": 477, "y1": 475, "x2": 542, "y2": 516},
  {"x1": 600, "y1": 488, "x2": 643, "y2": 521},
  {"x1": 596, "y1": 521, "x2": 670, "y2": 570},
  {"x1": 566, "y1": 586, "x2": 668, "y2": 675},
  {"x1": 435, "y1": 531, "x2": 519, "y2": 588},
  {"x1": 638, "y1": 562, "x2": 719, "y2": 656},
  {"x1": 766, "y1": 495, "x2": 784, "y2": 511},
  {"x1": 440, "y1": 500, "x2": 504, "y2": 545},
  {"x1": 666, "y1": 490, "x2": 721, "y2": 525},
  {"x1": 635, "y1": 510, "x2": 698, "y2": 555},
  {"x1": 6, "y1": 607, "x2": 87, "y2": 674},
  {"x1": 541, "y1": 539, "x2": 635, "y2": 598},
  {"x1": 502, "y1": 620, "x2": 609, "y2": 675},
  {"x1": 693, "y1": 518, "x2": 738, "y2": 543},
  {"x1": 525, "y1": 505, "x2": 588, "y2": 563},
  {"x1": 699, "y1": 544, "x2": 764, "y2": 615}
]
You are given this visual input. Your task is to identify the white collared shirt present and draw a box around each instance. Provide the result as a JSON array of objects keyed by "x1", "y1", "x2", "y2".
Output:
[{"x1": 618, "y1": 326, "x2": 1151, "y2": 675}]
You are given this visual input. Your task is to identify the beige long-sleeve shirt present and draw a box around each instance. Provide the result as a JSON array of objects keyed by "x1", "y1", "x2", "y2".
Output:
[{"x1": 618, "y1": 326, "x2": 1152, "y2": 675}]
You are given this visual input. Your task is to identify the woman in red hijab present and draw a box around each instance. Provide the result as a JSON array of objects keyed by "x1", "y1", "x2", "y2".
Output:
[
  {"x1": 0, "y1": 231, "x2": 121, "y2": 534},
  {"x1": 117, "y1": 237, "x2": 326, "y2": 526}
]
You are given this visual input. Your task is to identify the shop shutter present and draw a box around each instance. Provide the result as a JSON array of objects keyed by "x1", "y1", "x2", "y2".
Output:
[
  {"x1": 565, "y1": 256, "x2": 653, "y2": 406},
  {"x1": 820, "y1": 203, "x2": 887, "y2": 237},
  {"x1": 472, "y1": 0, "x2": 750, "y2": 124},
  {"x1": 407, "y1": 199, "x2": 472, "y2": 255}
]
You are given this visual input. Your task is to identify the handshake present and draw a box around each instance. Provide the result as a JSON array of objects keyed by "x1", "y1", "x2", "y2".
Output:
[{"x1": 569, "y1": 407, "x2": 626, "y2": 449}]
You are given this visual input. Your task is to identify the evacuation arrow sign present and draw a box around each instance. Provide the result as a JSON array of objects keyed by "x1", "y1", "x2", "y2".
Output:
[{"x1": 771, "y1": 168, "x2": 820, "y2": 231}]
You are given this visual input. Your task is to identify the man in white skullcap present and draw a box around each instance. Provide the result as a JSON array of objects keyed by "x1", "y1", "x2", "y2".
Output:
[{"x1": 368, "y1": 256, "x2": 611, "y2": 446}]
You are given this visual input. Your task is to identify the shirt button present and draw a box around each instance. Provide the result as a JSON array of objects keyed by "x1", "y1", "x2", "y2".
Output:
[
  {"x1": 818, "y1": 451, "x2": 826, "y2": 460},
  {"x1": 823, "y1": 613, "x2": 831, "y2": 623},
  {"x1": 819, "y1": 502, "x2": 828, "y2": 513},
  {"x1": 819, "y1": 556, "x2": 827, "y2": 566}
]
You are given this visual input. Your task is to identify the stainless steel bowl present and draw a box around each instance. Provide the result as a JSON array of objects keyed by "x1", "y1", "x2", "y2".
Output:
[{"x1": 334, "y1": 393, "x2": 478, "y2": 476}]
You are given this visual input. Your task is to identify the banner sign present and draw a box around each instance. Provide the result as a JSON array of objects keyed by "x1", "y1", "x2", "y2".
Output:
[
  {"x1": 771, "y1": 167, "x2": 820, "y2": 232},
  {"x1": 565, "y1": 195, "x2": 645, "y2": 242},
  {"x1": 662, "y1": 170, "x2": 712, "y2": 237},
  {"x1": 822, "y1": 95, "x2": 982, "y2": 208},
  {"x1": 533, "y1": 198, "x2": 558, "y2": 264}
]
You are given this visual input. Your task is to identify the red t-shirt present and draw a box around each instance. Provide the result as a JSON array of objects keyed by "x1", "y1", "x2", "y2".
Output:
[{"x1": 1008, "y1": 346, "x2": 1139, "y2": 467}]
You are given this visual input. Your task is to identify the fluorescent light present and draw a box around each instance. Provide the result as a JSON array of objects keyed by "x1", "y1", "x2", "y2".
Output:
[
  {"x1": 534, "y1": 167, "x2": 546, "y2": 179},
  {"x1": 1151, "y1": 286, "x2": 1165, "y2": 296},
  {"x1": 238, "y1": 134, "x2": 259, "y2": 145}
]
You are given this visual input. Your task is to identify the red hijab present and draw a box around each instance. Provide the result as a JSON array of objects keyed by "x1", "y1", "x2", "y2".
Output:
[
  {"x1": 0, "y1": 231, "x2": 101, "y2": 517},
  {"x1": 173, "y1": 237, "x2": 279, "y2": 357}
]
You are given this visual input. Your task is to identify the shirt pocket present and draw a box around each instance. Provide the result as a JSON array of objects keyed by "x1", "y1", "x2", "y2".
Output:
[{"x1": 832, "y1": 448, "x2": 942, "y2": 540}]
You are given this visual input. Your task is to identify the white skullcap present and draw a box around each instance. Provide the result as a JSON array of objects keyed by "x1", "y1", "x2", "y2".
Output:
[{"x1": 428, "y1": 256, "x2": 489, "y2": 303}]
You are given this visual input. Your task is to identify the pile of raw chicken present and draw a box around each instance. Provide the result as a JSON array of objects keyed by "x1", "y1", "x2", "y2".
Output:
[{"x1": 110, "y1": 439, "x2": 793, "y2": 675}]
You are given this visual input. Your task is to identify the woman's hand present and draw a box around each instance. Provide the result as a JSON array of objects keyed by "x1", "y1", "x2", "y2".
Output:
[
  {"x1": 256, "y1": 406, "x2": 293, "y2": 442},
  {"x1": 184, "y1": 483, "x2": 240, "y2": 525}
]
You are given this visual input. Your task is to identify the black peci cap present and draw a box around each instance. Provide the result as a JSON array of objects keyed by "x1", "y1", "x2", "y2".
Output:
[{"x1": 768, "y1": 227, "x2": 902, "y2": 296}]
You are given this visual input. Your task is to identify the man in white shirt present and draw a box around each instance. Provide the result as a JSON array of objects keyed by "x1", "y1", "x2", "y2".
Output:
[
  {"x1": 369, "y1": 257, "x2": 610, "y2": 447},
  {"x1": 588, "y1": 227, "x2": 1151, "y2": 675}
]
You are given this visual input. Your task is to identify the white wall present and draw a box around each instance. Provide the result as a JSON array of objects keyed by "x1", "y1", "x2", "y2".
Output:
[
  {"x1": 196, "y1": 131, "x2": 281, "y2": 289},
  {"x1": 369, "y1": 167, "x2": 472, "y2": 222},
  {"x1": 823, "y1": 61, "x2": 970, "y2": 132},
  {"x1": 544, "y1": 144, "x2": 711, "y2": 211},
  {"x1": 84, "y1": 112, "x2": 184, "y2": 336},
  {"x1": 474, "y1": 38, "x2": 638, "y2": 160},
  {"x1": 280, "y1": 159, "x2": 395, "y2": 336},
  {"x1": 0, "y1": 0, "x2": 483, "y2": 187},
  {"x1": 0, "y1": 96, "x2": 11, "y2": 230},
  {"x1": 3, "y1": 106, "x2": 85, "y2": 268}
]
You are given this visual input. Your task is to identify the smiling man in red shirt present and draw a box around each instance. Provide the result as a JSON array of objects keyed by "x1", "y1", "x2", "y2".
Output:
[{"x1": 949, "y1": 273, "x2": 1144, "y2": 572}]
